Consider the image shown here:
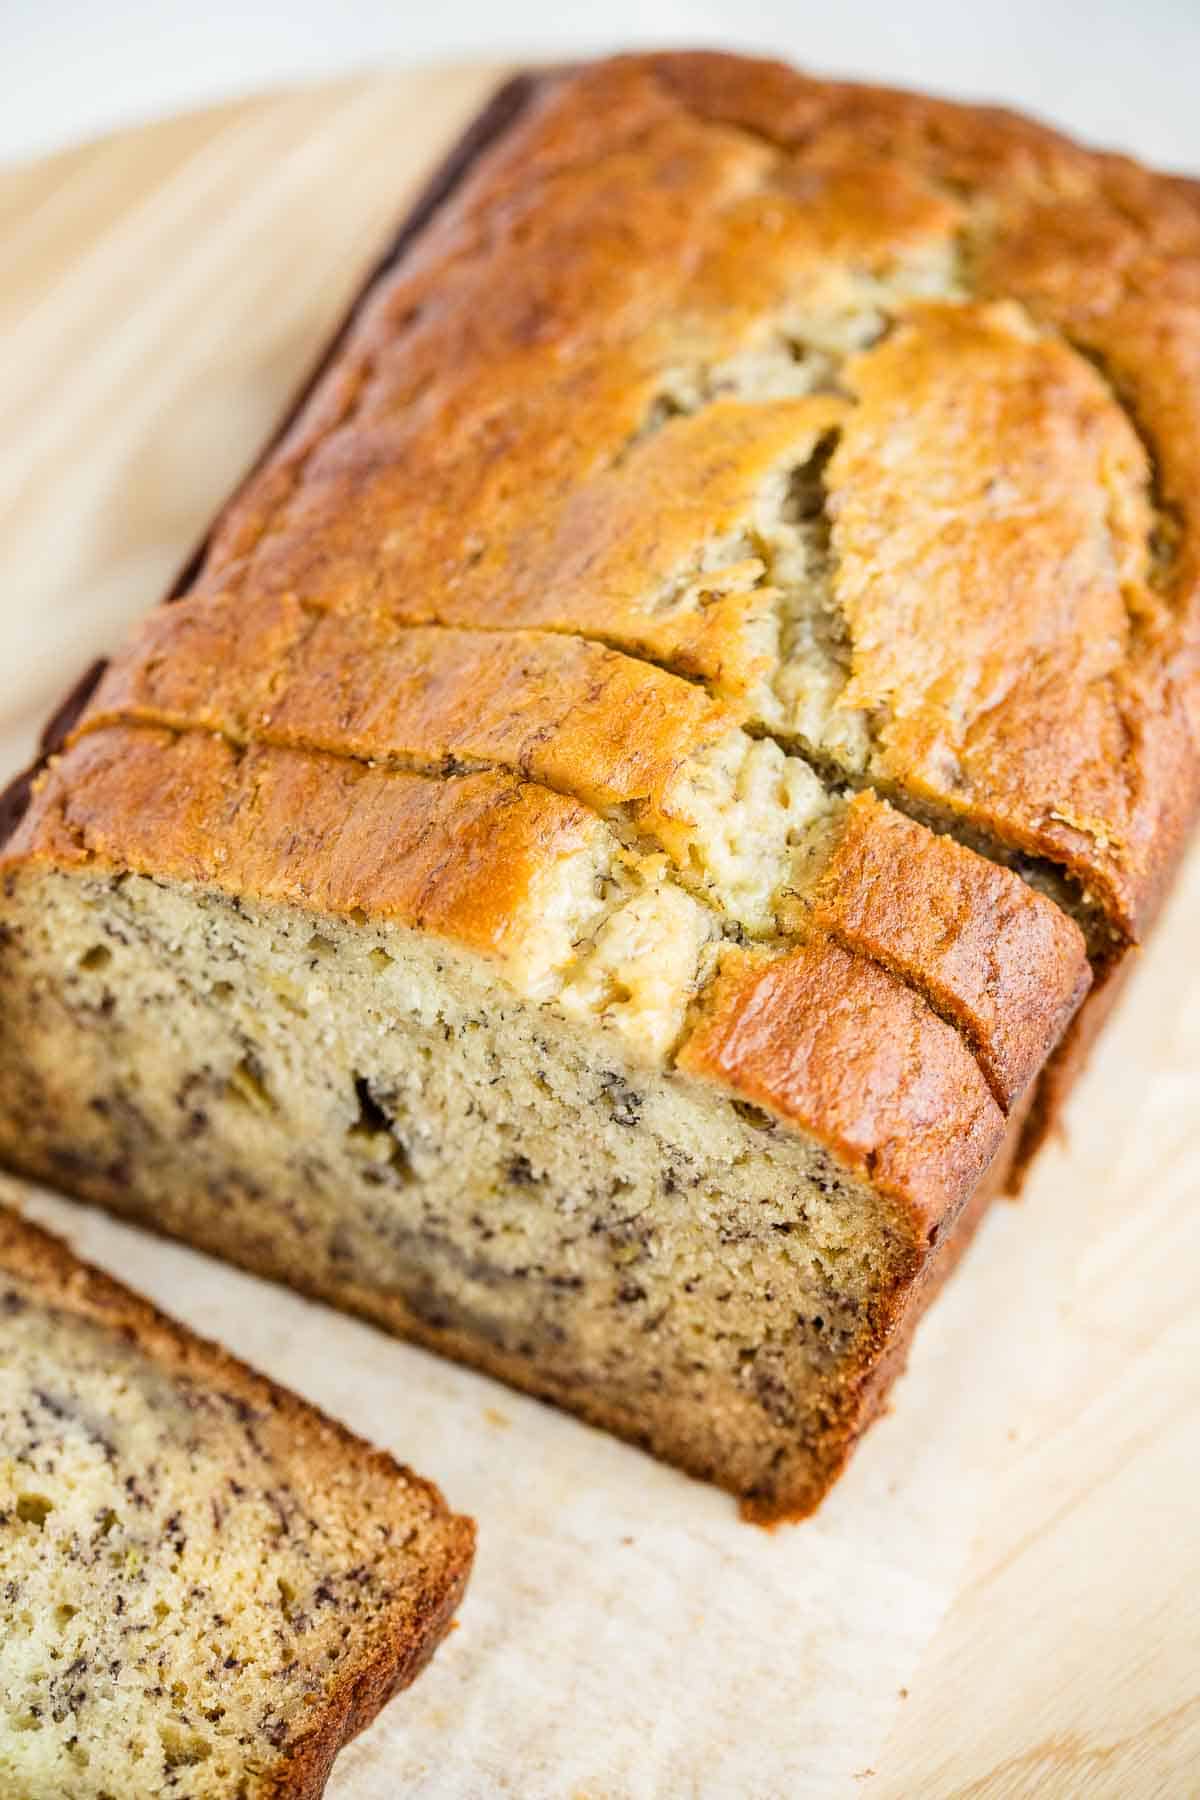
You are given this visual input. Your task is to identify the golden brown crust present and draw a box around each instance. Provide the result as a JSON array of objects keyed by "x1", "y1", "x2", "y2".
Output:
[
  {"x1": 804, "y1": 792, "x2": 1091, "y2": 1111},
  {"x1": 0, "y1": 1205, "x2": 475, "y2": 1798},
  {"x1": 81, "y1": 592, "x2": 732, "y2": 812},
  {"x1": 148, "y1": 50, "x2": 1195, "y2": 946},
  {"x1": 14, "y1": 52, "x2": 1199, "y2": 953},
  {"x1": 647, "y1": 51, "x2": 1200, "y2": 941},
  {"x1": 5, "y1": 725, "x2": 599, "y2": 966},
  {"x1": 196, "y1": 393, "x2": 847, "y2": 702},
  {"x1": 677, "y1": 935, "x2": 1003, "y2": 1234},
  {"x1": 830, "y1": 301, "x2": 1180, "y2": 937}
]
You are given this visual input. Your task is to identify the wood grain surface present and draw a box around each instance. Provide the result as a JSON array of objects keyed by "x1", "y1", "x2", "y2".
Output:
[{"x1": 2, "y1": 68, "x2": 1198, "y2": 1798}]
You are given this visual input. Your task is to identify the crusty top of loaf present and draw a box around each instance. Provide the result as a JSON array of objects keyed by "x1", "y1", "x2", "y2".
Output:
[
  {"x1": 97, "y1": 50, "x2": 1199, "y2": 940},
  {"x1": 19, "y1": 48, "x2": 1199, "y2": 1229}
]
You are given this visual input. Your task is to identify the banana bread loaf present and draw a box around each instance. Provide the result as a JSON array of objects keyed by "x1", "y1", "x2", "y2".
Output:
[
  {"x1": 3, "y1": 52, "x2": 1197, "y2": 1518},
  {"x1": 0, "y1": 1206, "x2": 474, "y2": 1798}
]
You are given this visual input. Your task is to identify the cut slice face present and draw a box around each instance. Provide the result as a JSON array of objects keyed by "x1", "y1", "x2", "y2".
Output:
[{"x1": 0, "y1": 1207, "x2": 473, "y2": 1800}]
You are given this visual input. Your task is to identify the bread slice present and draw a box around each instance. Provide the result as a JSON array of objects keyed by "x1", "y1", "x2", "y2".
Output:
[
  {"x1": 5, "y1": 49, "x2": 1198, "y2": 1518},
  {"x1": 0, "y1": 1207, "x2": 474, "y2": 1799}
]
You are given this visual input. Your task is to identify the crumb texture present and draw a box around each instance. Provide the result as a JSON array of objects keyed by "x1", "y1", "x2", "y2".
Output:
[
  {"x1": 0, "y1": 869, "x2": 954, "y2": 1521},
  {"x1": 0, "y1": 1213, "x2": 472, "y2": 1799}
]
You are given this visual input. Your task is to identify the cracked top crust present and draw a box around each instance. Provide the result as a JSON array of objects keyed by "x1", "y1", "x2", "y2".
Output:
[
  {"x1": 74, "y1": 51, "x2": 1200, "y2": 942},
  {"x1": 15, "y1": 48, "x2": 1198, "y2": 1225}
]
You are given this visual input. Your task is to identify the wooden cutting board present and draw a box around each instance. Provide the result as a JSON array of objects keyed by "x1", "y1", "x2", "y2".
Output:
[{"x1": 3, "y1": 68, "x2": 1198, "y2": 1797}]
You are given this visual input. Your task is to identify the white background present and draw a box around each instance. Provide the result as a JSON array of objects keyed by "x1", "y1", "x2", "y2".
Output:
[{"x1": 4, "y1": 0, "x2": 1200, "y2": 173}]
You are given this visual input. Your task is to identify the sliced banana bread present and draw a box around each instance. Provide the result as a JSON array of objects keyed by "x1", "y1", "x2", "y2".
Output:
[
  {"x1": 4, "y1": 51, "x2": 1199, "y2": 1518},
  {"x1": 0, "y1": 1207, "x2": 474, "y2": 1799}
]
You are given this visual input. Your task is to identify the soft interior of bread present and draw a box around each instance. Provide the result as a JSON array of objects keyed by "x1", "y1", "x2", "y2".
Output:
[
  {"x1": 0, "y1": 867, "x2": 921, "y2": 1521},
  {"x1": 0, "y1": 1270, "x2": 445, "y2": 1800},
  {"x1": 646, "y1": 729, "x2": 841, "y2": 935}
]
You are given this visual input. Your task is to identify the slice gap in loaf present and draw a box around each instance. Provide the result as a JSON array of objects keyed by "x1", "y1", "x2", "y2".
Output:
[{"x1": 0, "y1": 1205, "x2": 474, "y2": 1800}]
